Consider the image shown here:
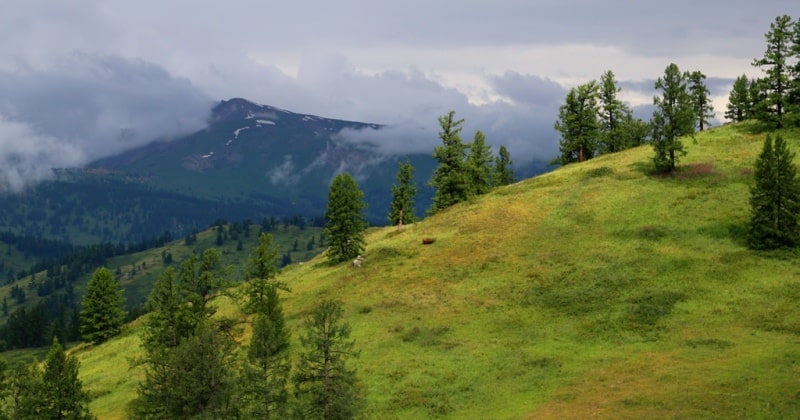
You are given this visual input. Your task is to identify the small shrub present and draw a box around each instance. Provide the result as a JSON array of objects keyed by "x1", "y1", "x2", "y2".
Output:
[
  {"x1": 586, "y1": 166, "x2": 614, "y2": 178},
  {"x1": 422, "y1": 237, "x2": 436, "y2": 245}
]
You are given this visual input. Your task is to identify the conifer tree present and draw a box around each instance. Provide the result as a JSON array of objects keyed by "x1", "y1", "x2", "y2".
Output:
[
  {"x1": 726, "y1": 74, "x2": 752, "y2": 122},
  {"x1": 687, "y1": 70, "x2": 715, "y2": 131},
  {"x1": 467, "y1": 130, "x2": 494, "y2": 195},
  {"x1": 40, "y1": 338, "x2": 94, "y2": 419},
  {"x1": 752, "y1": 14, "x2": 794, "y2": 128},
  {"x1": 555, "y1": 81, "x2": 600, "y2": 164},
  {"x1": 429, "y1": 111, "x2": 470, "y2": 213},
  {"x1": 388, "y1": 160, "x2": 418, "y2": 228},
  {"x1": 241, "y1": 308, "x2": 291, "y2": 419},
  {"x1": 494, "y1": 145, "x2": 515, "y2": 186},
  {"x1": 79, "y1": 267, "x2": 126, "y2": 344},
  {"x1": 598, "y1": 70, "x2": 633, "y2": 153},
  {"x1": 243, "y1": 232, "x2": 284, "y2": 315},
  {"x1": 748, "y1": 134, "x2": 800, "y2": 249},
  {"x1": 293, "y1": 300, "x2": 363, "y2": 420},
  {"x1": 324, "y1": 173, "x2": 368, "y2": 263},
  {"x1": 651, "y1": 63, "x2": 694, "y2": 172}
]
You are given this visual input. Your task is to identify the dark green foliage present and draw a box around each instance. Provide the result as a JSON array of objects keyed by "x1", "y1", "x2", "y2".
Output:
[
  {"x1": 466, "y1": 130, "x2": 494, "y2": 195},
  {"x1": 651, "y1": 63, "x2": 695, "y2": 173},
  {"x1": 324, "y1": 173, "x2": 368, "y2": 263},
  {"x1": 687, "y1": 70, "x2": 714, "y2": 131},
  {"x1": 429, "y1": 111, "x2": 471, "y2": 213},
  {"x1": 179, "y1": 249, "x2": 224, "y2": 323},
  {"x1": 293, "y1": 300, "x2": 364, "y2": 419},
  {"x1": 748, "y1": 134, "x2": 800, "y2": 249},
  {"x1": 555, "y1": 81, "x2": 600, "y2": 164},
  {"x1": 388, "y1": 160, "x2": 418, "y2": 227},
  {"x1": 726, "y1": 74, "x2": 753, "y2": 122},
  {"x1": 39, "y1": 339, "x2": 94, "y2": 419},
  {"x1": 241, "y1": 310, "x2": 291, "y2": 419},
  {"x1": 494, "y1": 145, "x2": 515, "y2": 186},
  {"x1": 598, "y1": 70, "x2": 634, "y2": 153},
  {"x1": 752, "y1": 15, "x2": 795, "y2": 128},
  {"x1": 243, "y1": 232, "x2": 284, "y2": 315},
  {"x1": 80, "y1": 267, "x2": 126, "y2": 344}
]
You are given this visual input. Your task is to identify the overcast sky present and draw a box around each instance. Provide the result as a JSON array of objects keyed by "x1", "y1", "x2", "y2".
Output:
[{"x1": 0, "y1": 0, "x2": 796, "y2": 190}]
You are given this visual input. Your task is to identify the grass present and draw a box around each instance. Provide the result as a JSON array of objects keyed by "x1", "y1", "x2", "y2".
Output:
[{"x1": 6, "y1": 121, "x2": 800, "y2": 418}]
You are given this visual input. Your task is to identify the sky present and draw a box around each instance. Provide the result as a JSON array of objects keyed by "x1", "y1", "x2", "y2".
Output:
[{"x1": 0, "y1": 0, "x2": 797, "y2": 190}]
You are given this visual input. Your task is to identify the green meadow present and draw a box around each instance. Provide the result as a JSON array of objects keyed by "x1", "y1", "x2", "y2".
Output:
[{"x1": 8, "y1": 121, "x2": 800, "y2": 418}]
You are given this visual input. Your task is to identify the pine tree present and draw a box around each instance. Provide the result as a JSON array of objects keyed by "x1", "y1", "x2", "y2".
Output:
[
  {"x1": 40, "y1": 338, "x2": 94, "y2": 419},
  {"x1": 429, "y1": 110, "x2": 470, "y2": 213},
  {"x1": 467, "y1": 130, "x2": 494, "y2": 195},
  {"x1": 293, "y1": 300, "x2": 363, "y2": 420},
  {"x1": 79, "y1": 267, "x2": 126, "y2": 344},
  {"x1": 324, "y1": 173, "x2": 368, "y2": 263},
  {"x1": 388, "y1": 160, "x2": 418, "y2": 229},
  {"x1": 748, "y1": 134, "x2": 800, "y2": 249},
  {"x1": 752, "y1": 14, "x2": 794, "y2": 128},
  {"x1": 651, "y1": 63, "x2": 695, "y2": 173},
  {"x1": 494, "y1": 145, "x2": 515, "y2": 186},
  {"x1": 241, "y1": 308, "x2": 291, "y2": 419},
  {"x1": 555, "y1": 81, "x2": 600, "y2": 164},
  {"x1": 597, "y1": 70, "x2": 633, "y2": 153},
  {"x1": 244, "y1": 232, "x2": 284, "y2": 315},
  {"x1": 687, "y1": 70, "x2": 715, "y2": 131},
  {"x1": 725, "y1": 74, "x2": 752, "y2": 122}
]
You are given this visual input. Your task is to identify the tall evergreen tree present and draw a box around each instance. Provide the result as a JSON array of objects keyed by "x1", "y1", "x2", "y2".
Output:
[
  {"x1": 791, "y1": 17, "x2": 800, "y2": 106},
  {"x1": 4, "y1": 360, "x2": 42, "y2": 419},
  {"x1": 687, "y1": 70, "x2": 715, "y2": 131},
  {"x1": 243, "y1": 232, "x2": 284, "y2": 315},
  {"x1": 494, "y1": 145, "x2": 515, "y2": 186},
  {"x1": 388, "y1": 160, "x2": 418, "y2": 229},
  {"x1": 429, "y1": 111, "x2": 470, "y2": 213},
  {"x1": 241, "y1": 309, "x2": 291, "y2": 419},
  {"x1": 726, "y1": 74, "x2": 752, "y2": 122},
  {"x1": 40, "y1": 338, "x2": 94, "y2": 419},
  {"x1": 598, "y1": 70, "x2": 633, "y2": 153},
  {"x1": 748, "y1": 134, "x2": 800, "y2": 249},
  {"x1": 555, "y1": 81, "x2": 600, "y2": 164},
  {"x1": 293, "y1": 300, "x2": 363, "y2": 420},
  {"x1": 651, "y1": 63, "x2": 695, "y2": 172},
  {"x1": 324, "y1": 173, "x2": 368, "y2": 263},
  {"x1": 179, "y1": 249, "x2": 223, "y2": 324},
  {"x1": 466, "y1": 130, "x2": 494, "y2": 195},
  {"x1": 752, "y1": 14, "x2": 794, "y2": 128},
  {"x1": 79, "y1": 267, "x2": 126, "y2": 344}
]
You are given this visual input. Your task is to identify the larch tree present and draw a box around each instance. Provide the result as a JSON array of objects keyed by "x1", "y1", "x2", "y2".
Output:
[
  {"x1": 293, "y1": 300, "x2": 363, "y2": 420},
  {"x1": 748, "y1": 134, "x2": 800, "y2": 249},
  {"x1": 725, "y1": 74, "x2": 752, "y2": 122},
  {"x1": 555, "y1": 81, "x2": 600, "y2": 164},
  {"x1": 429, "y1": 111, "x2": 470, "y2": 213},
  {"x1": 388, "y1": 160, "x2": 418, "y2": 230},
  {"x1": 243, "y1": 232, "x2": 284, "y2": 315},
  {"x1": 467, "y1": 130, "x2": 494, "y2": 195},
  {"x1": 241, "y1": 308, "x2": 291, "y2": 419},
  {"x1": 651, "y1": 63, "x2": 695, "y2": 173},
  {"x1": 494, "y1": 145, "x2": 515, "y2": 186},
  {"x1": 687, "y1": 70, "x2": 715, "y2": 131},
  {"x1": 752, "y1": 14, "x2": 794, "y2": 128},
  {"x1": 40, "y1": 338, "x2": 94, "y2": 420},
  {"x1": 598, "y1": 70, "x2": 633, "y2": 153},
  {"x1": 79, "y1": 267, "x2": 126, "y2": 344},
  {"x1": 324, "y1": 173, "x2": 368, "y2": 263}
]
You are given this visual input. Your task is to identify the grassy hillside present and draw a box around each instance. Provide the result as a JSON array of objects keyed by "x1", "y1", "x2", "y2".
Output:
[{"x1": 24, "y1": 121, "x2": 800, "y2": 418}]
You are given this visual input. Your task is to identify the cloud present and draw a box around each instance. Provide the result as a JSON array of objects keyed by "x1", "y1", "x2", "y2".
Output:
[
  {"x1": 0, "y1": 52, "x2": 213, "y2": 188},
  {"x1": 0, "y1": 117, "x2": 85, "y2": 192}
]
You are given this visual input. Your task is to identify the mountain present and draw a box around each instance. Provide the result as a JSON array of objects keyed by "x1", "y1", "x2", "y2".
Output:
[{"x1": 89, "y1": 98, "x2": 440, "y2": 224}]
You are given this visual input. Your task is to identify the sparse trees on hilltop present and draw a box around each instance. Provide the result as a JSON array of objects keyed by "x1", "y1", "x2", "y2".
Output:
[
  {"x1": 555, "y1": 81, "x2": 600, "y2": 164},
  {"x1": 494, "y1": 145, "x2": 515, "y2": 186},
  {"x1": 752, "y1": 14, "x2": 795, "y2": 128},
  {"x1": 726, "y1": 74, "x2": 753, "y2": 122},
  {"x1": 467, "y1": 130, "x2": 494, "y2": 195},
  {"x1": 687, "y1": 70, "x2": 714, "y2": 131},
  {"x1": 429, "y1": 111, "x2": 471, "y2": 213}
]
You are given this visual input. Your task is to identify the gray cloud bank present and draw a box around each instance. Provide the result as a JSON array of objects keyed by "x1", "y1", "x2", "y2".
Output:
[{"x1": 0, "y1": 52, "x2": 213, "y2": 191}]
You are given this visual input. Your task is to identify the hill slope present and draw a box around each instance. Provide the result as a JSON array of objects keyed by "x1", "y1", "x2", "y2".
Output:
[{"x1": 65, "y1": 122, "x2": 800, "y2": 418}]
